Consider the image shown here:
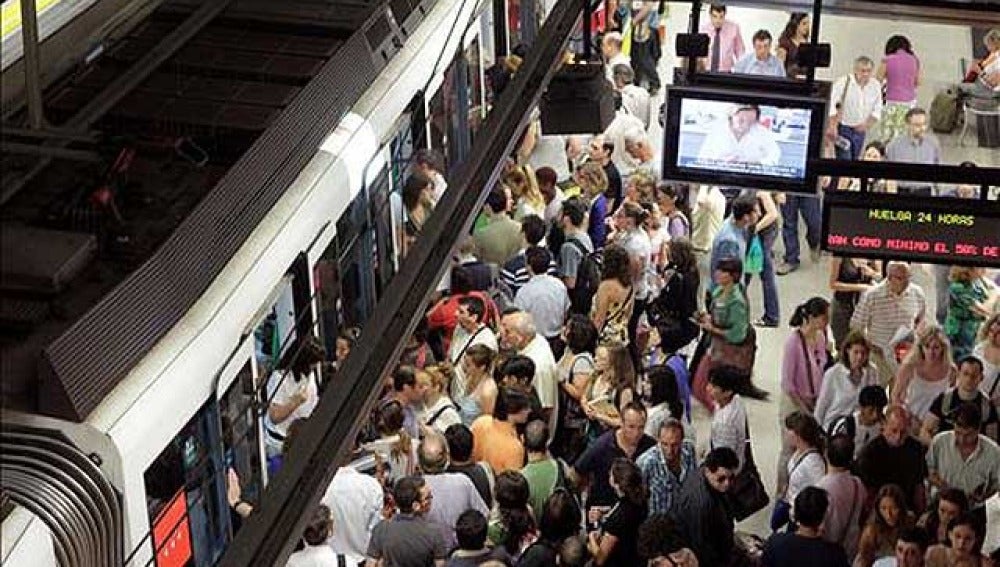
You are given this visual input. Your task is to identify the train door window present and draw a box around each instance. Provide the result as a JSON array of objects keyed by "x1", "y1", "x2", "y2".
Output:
[
  {"x1": 315, "y1": 256, "x2": 344, "y2": 360},
  {"x1": 252, "y1": 275, "x2": 298, "y2": 375},
  {"x1": 368, "y1": 166, "x2": 396, "y2": 295},
  {"x1": 465, "y1": 37, "x2": 486, "y2": 142},
  {"x1": 219, "y1": 360, "x2": 264, "y2": 528},
  {"x1": 507, "y1": 0, "x2": 522, "y2": 49},
  {"x1": 427, "y1": 67, "x2": 454, "y2": 167},
  {"x1": 143, "y1": 399, "x2": 229, "y2": 566}
]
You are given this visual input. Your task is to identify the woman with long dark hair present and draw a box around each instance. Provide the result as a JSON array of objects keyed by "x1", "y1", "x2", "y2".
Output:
[
  {"x1": 587, "y1": 458, "x2": 649, "y2": 566},
  {"x1": 772, "y1": 411, "x2": 827, "y2": 531},
  {"x1": 918, "y1": 487, "x2": 969, "y2": 546},
  {"x1": 776, "y1": 12, "x2": 811, "y2": 78},
  {"x1": 855, "y1": 484, "x2": 915, "y2": 567},
  {"x1": 591, "y1": 244, "x2": 635, "y2": 347},
  {"x1": 877, "y1": 34, "x2": 921, "y2": 142},
  {"x1": 555, "y1": 315, "x2": 599, "y2": 461},
  {"x1": 488, "y1": 470, "x2": 538, "y2": 557},
  {"x1": 776, "y1": 297, "x2": 829, "y2": 496},
  {"x1": 649, "y1": 237, "x2": 701, "y2": 356}
]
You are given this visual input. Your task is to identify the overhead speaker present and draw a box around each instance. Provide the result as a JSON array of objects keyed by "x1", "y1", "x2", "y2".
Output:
[
  {"x1": 540, "y1": 61, "x2": 615, "y2": 135},
  {"x1": 797, "y1": 43, "x2": 832, "y2": 69},
  {"x1": 675, "y1": 33, "x2": 710, "y2": 57}
]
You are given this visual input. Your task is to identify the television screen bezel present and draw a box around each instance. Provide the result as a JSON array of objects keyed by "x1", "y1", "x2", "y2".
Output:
[{"x1": 661, "y1": 85, "x2": 828, "y2": 195}]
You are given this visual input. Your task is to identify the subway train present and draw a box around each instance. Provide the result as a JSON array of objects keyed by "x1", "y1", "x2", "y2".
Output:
[{"x1": 2, "y1": 0, "x2": 503, "y2": 563}]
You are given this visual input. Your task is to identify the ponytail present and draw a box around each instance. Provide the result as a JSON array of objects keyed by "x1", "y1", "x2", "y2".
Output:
[{"x1": 789, "y1": 297, "x2": 830, "y2": 328}]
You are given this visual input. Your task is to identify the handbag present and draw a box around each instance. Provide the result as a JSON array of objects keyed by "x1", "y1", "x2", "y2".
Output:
[
  {"x1": 712, "y1": 325, "x2": 757, "y2": 373},
  {"x1": 729, "y1": 420, "x2": 769, "y2": 522},
  {"x1": 827, "y1": 74, "x2": 852, "y2": 143}
]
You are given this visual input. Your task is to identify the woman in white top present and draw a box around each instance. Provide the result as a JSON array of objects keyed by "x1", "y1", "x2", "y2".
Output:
[
  {"x1": 975, "y1": 313, "x2": 1000, "y2": 403},
  {"x1": 773, "y1": 411, "x2": 827, "y2": 531},
  {"x1": 366, "y1": 400, "x2": 417, "y2": 486},
  {"x1": 264, "y1": 339, "x2": 325, "y2": 457},
  {"x1": 815, "y1": 331, "x2": 882, "y2": 430},
  {"x1": 707, "y1": 365, "x2": 748, "y2": 472},
  {"x1": 418, "y1": 366, "x2": 463, "y2": 436},
  {"x1": 892, "y1": 325, "x2": 956, "y2": 425}
]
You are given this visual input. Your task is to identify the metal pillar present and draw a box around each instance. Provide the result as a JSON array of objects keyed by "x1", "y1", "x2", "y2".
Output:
[{"x1": 20, "y1": 0, "x2": 47, "y2": 128}]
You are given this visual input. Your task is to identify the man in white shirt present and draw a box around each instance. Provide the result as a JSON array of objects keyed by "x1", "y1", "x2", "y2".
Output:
[
  {"x1": 623, "y1": 126, "x2": 662, "y2": 179},
  {"x1": 515, "y1": 247, "x2": 571, "y2": 357},
  {"x1": 604, "y1": 107, "x2": 646, "y2": 174},
  {"x1": 827, "y1": 56, "x2": 883, "y2": 161},
  {"x1": 611, "y1": 63, "x2": 651, "y2": 130},
  {"x1": 322, "y1": 466, "x2": 384, "y2": 563},
  {"x1": 850, "y1": 262, "x2": 927, "y2": 384},
  {"x1": 602, "y1": 32, "x2": 631, "y2": 84},
  {"x1": 449, "y1": 296, "x2": 499, "y2": 397},
  {"x1": 499, "y1": 310, "x2": 559, "y2": 425},
  {"x1": 696, "y1": 105, "x2": 782, "y2": 170}
]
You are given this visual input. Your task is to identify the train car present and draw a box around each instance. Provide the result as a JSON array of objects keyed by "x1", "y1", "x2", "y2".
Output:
[{"x1": 2, "y1": 0, "x2": 505, "y2": 563}]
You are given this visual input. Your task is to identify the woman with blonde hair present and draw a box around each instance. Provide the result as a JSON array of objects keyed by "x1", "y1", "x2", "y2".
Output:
[
  {"x1": 574, "y1": 161, "x2": 609, "y2": 248},
  {"x1": 892, "y1": 325, "x2": 956, "y2": 425},
  {"x1": 504, "y1": 165, "x2": 545, "y2": 221},
  {"x1": 418, "y1": 365, "x2": 463, "y2": 435}
]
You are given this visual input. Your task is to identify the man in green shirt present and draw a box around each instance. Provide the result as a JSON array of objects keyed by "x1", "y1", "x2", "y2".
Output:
[{"x1": 520, "y1": 420, "x2": 568, "y2": 521}]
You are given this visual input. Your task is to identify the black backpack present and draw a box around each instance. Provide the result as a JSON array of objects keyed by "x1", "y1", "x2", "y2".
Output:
[{"x1": 566, "y1": 238, "x2": 602, "y2": 314}]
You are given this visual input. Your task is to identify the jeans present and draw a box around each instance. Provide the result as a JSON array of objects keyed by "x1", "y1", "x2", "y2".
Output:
[
  {"x1": 780, "y1": 195, "x2": 822, "y2": 266},
  {"x1": 836, "y1": 124, "x2": 867, "y2": 160},
  {"x1": 744, "y1": 229, "x2": 780, "y2": 324}
]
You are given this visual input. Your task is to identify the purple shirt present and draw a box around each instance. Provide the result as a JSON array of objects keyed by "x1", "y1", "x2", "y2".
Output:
[
  {"x1": 781, "y1": 330, "x2": 828, "y2": 402},
  {"x1": 700, "y1": 20, "x2": 745, "y2": 73},
  {"x1": 883, "y1": 50, "x2": 919, "y2": 103}
]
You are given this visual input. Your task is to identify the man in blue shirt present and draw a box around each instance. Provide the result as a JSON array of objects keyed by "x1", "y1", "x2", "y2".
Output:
[
  {"x1": 709, "y1": 193, "x2": 760, "y2": 291},
  {"x1": 733, "y1": 30, "x2": 786, "y2": 77}
]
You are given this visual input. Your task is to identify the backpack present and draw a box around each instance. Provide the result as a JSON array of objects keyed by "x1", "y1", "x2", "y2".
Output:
[
  {"x1": 566, "y1": 238, "x2": 602, "y2": 315},
  {"x1": 930, "y1": 90, "x2": 960, "y2": 133}
]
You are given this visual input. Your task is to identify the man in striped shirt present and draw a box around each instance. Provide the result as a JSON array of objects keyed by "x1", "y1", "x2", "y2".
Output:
[{"x1": 851, "y1": 262, "x2": 927, "y2": 385}]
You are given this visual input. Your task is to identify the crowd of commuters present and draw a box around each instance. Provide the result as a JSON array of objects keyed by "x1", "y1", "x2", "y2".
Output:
[{"x1": 239, "y1": 5, "x2": 1000, "y2": 567}]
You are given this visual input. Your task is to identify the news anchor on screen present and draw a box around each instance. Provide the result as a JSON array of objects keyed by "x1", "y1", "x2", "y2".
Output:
[{"x1": 696, "y1": 105, "x2": 782, "y2": 167}]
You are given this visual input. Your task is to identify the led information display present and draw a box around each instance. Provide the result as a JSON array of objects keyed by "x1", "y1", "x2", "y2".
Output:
[{"x1": 822, "y1": 196, "x2": 1000, "y2": 267}]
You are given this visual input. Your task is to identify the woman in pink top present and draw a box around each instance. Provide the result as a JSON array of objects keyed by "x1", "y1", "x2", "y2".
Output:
[
  {"x1": 776, "y1": 297, "x2": 830, "y2": 495},
  {"x1": 877, "y1": 35, "x2": 921, "y2": 142}
]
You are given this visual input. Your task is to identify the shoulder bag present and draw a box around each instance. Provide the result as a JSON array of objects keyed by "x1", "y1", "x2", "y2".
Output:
[{"x1": 729, "y1": 419, "x2": 769, "y2": 521}]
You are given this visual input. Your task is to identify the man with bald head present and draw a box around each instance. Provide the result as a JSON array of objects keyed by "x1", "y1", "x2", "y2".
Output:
[
  {"x1": 418, "y1": 433, "x2": 490, "y2": 550},
  {"x1": 851, "y1": 262, "x2": 927, "y2": 384},
  {"x1": 857, "y1": 405, "x2": 928, "y2": 513},
  {"x1": 499, "y1": 310, "x2": 559, "y2": 425}
]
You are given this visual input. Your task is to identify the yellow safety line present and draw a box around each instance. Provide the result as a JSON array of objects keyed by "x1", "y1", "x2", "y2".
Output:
[{"x1": 1, "y1": 0, "x2": 64, "y2": 40}]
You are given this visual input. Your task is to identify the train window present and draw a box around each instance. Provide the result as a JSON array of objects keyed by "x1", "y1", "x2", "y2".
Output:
[
  {"x1": 219, "y1": 361, "x2": 264, "y2": 523},
  {"x1": 314, "y1": 257, "x2": 344, "y2": 359},
  {"x1": 466, "y1": 38, "x2": 485, "y2": 142},
  {"x1": 368, "y1": 168, "x2": 397, "y2": 295},
  {"x1": 143, "y1": 398, "x2": 229, "y2": 566}
]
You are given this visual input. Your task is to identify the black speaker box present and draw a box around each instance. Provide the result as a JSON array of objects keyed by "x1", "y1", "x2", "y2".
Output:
[{"x1": 540, "y1": 62, "x2": 615, "y2": 135}]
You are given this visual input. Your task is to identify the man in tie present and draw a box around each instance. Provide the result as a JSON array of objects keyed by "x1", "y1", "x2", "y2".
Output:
[{"x1": 700, "y1": 3, "x2": 745, "y2": 73}]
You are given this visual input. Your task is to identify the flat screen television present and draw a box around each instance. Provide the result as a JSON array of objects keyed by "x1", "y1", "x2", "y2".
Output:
[{"x1": 661, "y1": 85, "x2": 828, "y2": 194}]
